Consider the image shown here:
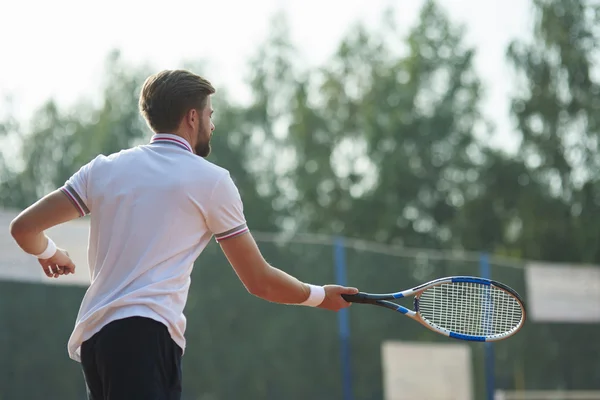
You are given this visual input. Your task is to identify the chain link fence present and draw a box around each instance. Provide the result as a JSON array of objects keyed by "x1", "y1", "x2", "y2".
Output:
[{"x1": 1, "y1": 232, "x2": 599, "y2": 399}]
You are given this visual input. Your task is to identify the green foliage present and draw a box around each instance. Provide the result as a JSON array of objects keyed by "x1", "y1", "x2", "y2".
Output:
[
  {"x1": 458, "y1": 0, "x2": 600, "y2": 262},
  {"x1": 4, "y1": 0, "x2": 600, "y2": 264},
  {"x1": 264, "y1": 1, "x2": 489, "y2": 252}
]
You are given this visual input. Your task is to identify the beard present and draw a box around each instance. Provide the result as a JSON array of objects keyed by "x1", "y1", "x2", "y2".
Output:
[{"x1": 194, "y1": 126, "x2": 212, "y2": 157}]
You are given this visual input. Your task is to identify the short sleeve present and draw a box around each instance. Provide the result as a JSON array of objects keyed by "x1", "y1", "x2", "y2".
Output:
[
  {"x1": 206, "y1": 173, "x2": 249, "y2": 242},
  {"x1": 60, "y1": 159, "x2": 94, "y2": 217}
]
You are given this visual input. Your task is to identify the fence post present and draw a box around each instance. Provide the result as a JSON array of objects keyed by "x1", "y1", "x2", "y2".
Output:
[
  {"x1": 334, "y1": 236, "x2": 353, "y2": 400},
  {"x1": 480, "y1": 252, "x2": 495, "y2": 400}
]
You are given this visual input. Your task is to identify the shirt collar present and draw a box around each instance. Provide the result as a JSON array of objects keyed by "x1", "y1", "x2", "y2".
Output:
[{"x1": 150, "y1": 133, "x2": 193, "y2": 153}]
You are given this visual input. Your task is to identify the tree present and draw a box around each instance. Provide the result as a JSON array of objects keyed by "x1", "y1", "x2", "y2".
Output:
[
  {"x1": 460, "y1": 0, "x2": 600, "y2": 262},
  {"x1": 0, "y1": 51, "x2": 152, "y2": 210},
  {"x1": 284, "y1": 1, "x2": 488, "y2": 250},
  {"x1": 509, "y1": 0, "x2": 600, "y2": 263}
]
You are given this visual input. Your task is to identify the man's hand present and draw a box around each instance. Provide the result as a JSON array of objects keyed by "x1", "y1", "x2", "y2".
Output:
[
  {"x1": 318, "y1": 285, "x2": 359, "y2": 311},
  {"x1": 38, "y1": 249, "x2": 76, "y2": 278}
]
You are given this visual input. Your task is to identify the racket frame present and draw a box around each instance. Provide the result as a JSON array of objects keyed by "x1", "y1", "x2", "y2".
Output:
[{"x1": 343, "y1": 276, "x2": 527, "y2": 342}]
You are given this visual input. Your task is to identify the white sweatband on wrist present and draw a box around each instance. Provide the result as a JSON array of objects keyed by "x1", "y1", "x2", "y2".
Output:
[
  {"x1": 299, "y1": 284, "x2": 326, "y2": 307},
  {"x1": 34, "y1": 237, "x2": 57, "y2": 260}
]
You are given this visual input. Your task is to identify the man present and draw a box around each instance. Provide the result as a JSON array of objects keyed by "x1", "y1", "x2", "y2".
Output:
[{"x1": 9, "y1": 69, "x2": 359, "y2": 400}]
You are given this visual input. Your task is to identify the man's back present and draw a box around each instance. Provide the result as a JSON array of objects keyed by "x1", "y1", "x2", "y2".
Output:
[{"x1": 66, "y1": 134, "x2": 239, "y2": 362}]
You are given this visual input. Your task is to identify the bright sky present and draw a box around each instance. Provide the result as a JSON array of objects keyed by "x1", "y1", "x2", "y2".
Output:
[{"x1": 0, "y1": 0, "x2": 532, "y2": 156}]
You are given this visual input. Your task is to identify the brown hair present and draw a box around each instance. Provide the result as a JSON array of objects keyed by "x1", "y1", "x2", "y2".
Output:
[{"x1": 139, "y1": 69, "x2": 216, "y2": 133}]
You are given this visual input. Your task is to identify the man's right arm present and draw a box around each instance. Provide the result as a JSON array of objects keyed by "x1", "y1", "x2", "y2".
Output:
[
  {"x1": 205, "y1": 172, "x2": 357, "y2": 311},
  {"x1": 218, "y1": 231, "x2": 358, "y2": 311}
]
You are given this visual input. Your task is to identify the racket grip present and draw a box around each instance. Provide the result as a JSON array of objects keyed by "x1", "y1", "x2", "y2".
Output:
[{"x1": 342, "y1": 292, "x2": 371, "y2": 303}]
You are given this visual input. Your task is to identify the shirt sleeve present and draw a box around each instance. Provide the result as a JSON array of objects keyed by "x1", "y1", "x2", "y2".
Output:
[
  {"x1": 60, "y1": 159, "x2": 94, "y2": 217},
  {"x1": 206, "y1": 173, "x2": 249, "y2": 242}
]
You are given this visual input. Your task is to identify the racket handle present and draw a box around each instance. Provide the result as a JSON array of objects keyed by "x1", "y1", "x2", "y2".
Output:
[{"x1": 342, "y1": 292, "x2": 371, "y2": 303}]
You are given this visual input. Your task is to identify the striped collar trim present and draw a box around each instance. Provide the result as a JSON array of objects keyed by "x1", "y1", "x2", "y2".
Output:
[{"x1": 150, "y1": 134, "x2": 193, "y2": 153}]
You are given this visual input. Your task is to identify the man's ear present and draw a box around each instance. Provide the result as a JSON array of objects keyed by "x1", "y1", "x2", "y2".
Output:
[{"x1": 184, "y1": 108, "x2": 198, "y2": 128}]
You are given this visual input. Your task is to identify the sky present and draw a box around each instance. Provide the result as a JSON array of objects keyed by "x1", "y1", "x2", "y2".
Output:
[{"x1": 0, "y1": 0, "x2": 533, "y2": 158}]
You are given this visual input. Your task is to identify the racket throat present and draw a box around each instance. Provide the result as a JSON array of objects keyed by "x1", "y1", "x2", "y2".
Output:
[
  {"x1": 376, "y1": 300, "x2": 417, "y2": 317},
  {"x1": 399, "y1": 307, "x2": 417, "y2": 317}
]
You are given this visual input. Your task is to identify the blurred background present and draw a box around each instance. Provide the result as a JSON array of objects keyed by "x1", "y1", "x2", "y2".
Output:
[{"x1": 1, "y1": 0, "x2": 600, "y2": 399}]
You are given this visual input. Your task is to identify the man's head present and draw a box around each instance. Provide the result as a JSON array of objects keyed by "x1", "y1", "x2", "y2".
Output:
[{"x1": 139, "y1": 70, "x2": 216, "y2": 157}]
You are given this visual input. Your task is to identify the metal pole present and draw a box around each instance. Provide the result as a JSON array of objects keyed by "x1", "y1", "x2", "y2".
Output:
[
  {"x1": 480, "y1": 252, "x2": 496, "y2": 400},
  {"x1": 334, "y1": 236, "x2": 353, "y2": 400}
]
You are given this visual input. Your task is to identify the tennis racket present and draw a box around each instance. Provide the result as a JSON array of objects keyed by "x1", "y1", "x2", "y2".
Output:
[{"x1": 341, "y1": 276, "x2": 526, "y2": 342}]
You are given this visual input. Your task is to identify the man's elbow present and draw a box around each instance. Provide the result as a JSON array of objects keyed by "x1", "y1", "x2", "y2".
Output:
[
  {"x1": 246, "y1": 280, "x2": 270, "y2": 299},
  {"x1": 9, "y1": 216, "x2": 32, "y2": 242},
  {"x1": 244, "y1": 270, "x2": 273, "y2": 299}
]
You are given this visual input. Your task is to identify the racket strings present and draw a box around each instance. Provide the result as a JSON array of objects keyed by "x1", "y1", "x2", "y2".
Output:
[{"x1": 417, "y1": 282, "x2": 523, "y2": 337}]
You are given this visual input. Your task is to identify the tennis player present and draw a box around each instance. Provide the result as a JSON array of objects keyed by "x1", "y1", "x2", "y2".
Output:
[{"x1": 9, "y1": 69, "x2": 359, "y2": 400}]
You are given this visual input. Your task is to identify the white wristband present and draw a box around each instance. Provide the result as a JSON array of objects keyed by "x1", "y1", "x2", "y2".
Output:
[
  {"x1": 300, "y1": 284, "x2": 326, "y2": 307},
  {"x1": 34, "y1": 237, "x2": 57, "y2": 260}
]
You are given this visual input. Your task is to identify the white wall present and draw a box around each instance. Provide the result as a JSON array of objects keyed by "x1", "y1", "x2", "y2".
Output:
[{"x1": 0, "y1": 209, "x2": 91, "y2": 286}]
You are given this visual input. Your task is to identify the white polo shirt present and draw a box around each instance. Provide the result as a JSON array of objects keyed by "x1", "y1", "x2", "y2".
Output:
[{"x1": 60, "y1": 133, "x2": 249, "y2": 362}]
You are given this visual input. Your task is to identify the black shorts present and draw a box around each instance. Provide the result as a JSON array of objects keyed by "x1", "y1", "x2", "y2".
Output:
[{"x1": 80, "y1": 316, "x2": 183, "y2": 400}]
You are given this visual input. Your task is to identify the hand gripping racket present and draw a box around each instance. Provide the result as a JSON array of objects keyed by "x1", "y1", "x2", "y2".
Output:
[{"x1": 341, "y1": 276, "x2": 526, "y2": 342}]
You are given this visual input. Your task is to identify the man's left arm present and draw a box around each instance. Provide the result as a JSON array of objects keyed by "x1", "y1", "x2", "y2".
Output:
[
  {"x1": 10, "y1": 189, "x2": 82, "y2": 254},
  {"x1": 9, "y1": 157, "x2": 95, "y2": 278},
  {"x1": 9, "y1": 189, "x2": 82, "y2": 278}
]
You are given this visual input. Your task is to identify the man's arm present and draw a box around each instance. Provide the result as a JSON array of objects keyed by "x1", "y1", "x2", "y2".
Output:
[
  {"x1": 218, "y1": 231, "x2": 358, "y2": 311},
  {"x1": 9, "y1": 189, "x2": 80, "y2": 277},
  {"x1": 206, "y1": 172, "x2": 357, "y2": 310}
]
